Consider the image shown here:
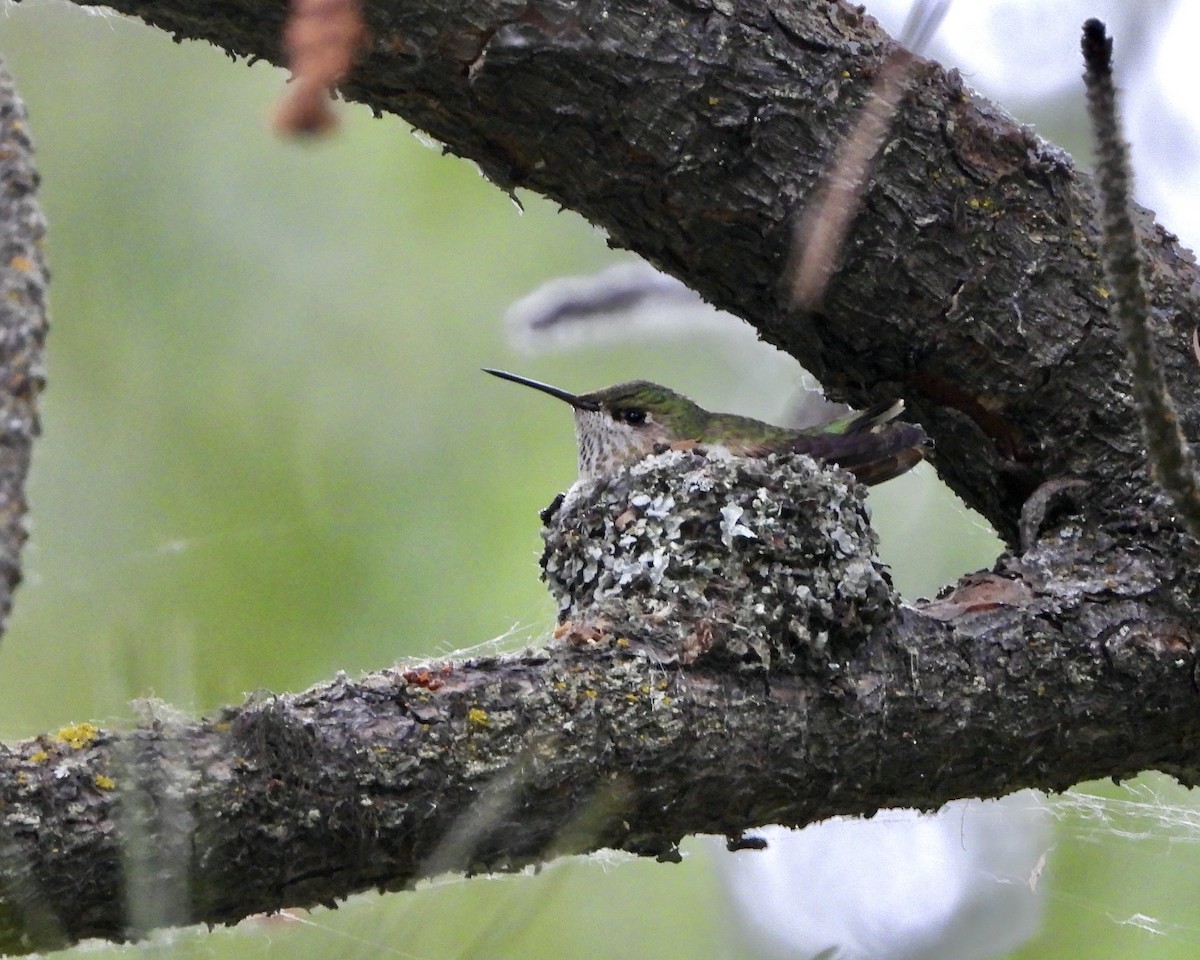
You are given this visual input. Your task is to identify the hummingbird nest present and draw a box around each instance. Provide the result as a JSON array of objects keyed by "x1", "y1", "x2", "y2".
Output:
[{"x1": 540, "y1": 450, "x2": 895, "y2": 673}]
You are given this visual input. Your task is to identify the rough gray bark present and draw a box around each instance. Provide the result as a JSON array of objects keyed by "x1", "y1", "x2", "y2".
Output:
[
  {"x1": 1, "y1": 512, "x2": 1195, "y2": 952},
  {"x1": 0, "y1": 57, "x2": 47, "y2": 641},
  {"x1": 90, "y1": 0, "x2": 1200, "y2": 544},
  {"x1": 1, "y1": 0, "x2": 1199, "y2": 953}
]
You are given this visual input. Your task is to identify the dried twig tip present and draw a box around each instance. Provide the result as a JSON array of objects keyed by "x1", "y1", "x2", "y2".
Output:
[{"x1": 1081, "y1": 19, "x2": 1112, "y2": 75}]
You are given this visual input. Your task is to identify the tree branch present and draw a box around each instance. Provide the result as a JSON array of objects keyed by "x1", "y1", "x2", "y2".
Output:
[
  {"x1": 1081, "y1": 19, "x2": 1200, "y2": 537},
  {"x1": 4, "y1": 0, "x2": 1200, "y2": 951},
  {"x1": 2, "y1": 504, "x2": 1194, "y2": 951},
  {"x1": 88, "y1": 0, "x2": 1200, "y2": 546},
  {"x1": 0, "y1": 55, "x2": 47, "y2": 642}
]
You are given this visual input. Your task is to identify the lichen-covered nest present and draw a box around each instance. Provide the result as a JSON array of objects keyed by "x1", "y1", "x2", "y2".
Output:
[{"x1": 540, "y1": 450, "x2": 895, "y2": 672}]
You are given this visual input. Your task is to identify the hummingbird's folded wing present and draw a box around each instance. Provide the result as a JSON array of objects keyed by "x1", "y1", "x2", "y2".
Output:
[{"x1": 782, "y1": 408, "x2": 930, "y2": 485}]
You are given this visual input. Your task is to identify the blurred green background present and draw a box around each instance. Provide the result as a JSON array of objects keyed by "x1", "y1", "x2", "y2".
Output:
[{"x1": 0, "y1": 2, "x2": 1198, "y2": 958}]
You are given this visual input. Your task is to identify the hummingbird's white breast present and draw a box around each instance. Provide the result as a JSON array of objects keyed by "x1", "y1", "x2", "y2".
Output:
[{"x1": 573, "y1": 409, "x2": 661, "y2": 481}]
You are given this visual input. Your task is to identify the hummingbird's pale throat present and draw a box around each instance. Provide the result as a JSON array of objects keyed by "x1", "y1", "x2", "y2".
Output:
[{"x1": 483, "y1": 369, "x2": 929, "y2": 485}]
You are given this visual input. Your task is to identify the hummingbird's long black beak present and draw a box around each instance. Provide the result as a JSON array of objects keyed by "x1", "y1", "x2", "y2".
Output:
[{"x1": 482, "y1": 369, "x2": 600, "y2": 411}]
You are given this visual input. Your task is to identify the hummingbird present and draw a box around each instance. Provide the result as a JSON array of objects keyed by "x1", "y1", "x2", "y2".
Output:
[{"x1": 484, "y1": 369, "x2": 929, "y2": 485}]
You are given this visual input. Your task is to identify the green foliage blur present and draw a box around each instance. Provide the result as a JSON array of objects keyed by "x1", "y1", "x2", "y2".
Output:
[{"x1": 0, "y1": 4, "x2": 1197, "y2": 960}]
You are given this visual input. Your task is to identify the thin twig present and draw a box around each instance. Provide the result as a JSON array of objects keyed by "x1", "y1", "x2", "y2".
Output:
[
  {"x1": 273, "y1": 0, "x2": 367, "y2": 136},
  {"x1": 1081, "y1": 19, "x2": 1200, "y2": 538},
  {"x1": 788, "y1": 0, "x2": 950, "y2": 309}
]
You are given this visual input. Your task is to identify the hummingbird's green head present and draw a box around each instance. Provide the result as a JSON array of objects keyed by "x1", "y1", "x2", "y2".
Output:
[{"x1": 484, "y1": 370, "x2": 707, "y2": 480}]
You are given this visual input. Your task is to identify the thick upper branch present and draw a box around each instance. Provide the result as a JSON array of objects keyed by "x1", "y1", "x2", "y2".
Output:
[{"x1": 87, "y1": 0, "x2": 1200, "y2": 544}]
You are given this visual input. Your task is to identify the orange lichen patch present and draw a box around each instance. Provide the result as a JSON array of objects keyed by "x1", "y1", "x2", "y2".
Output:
[
  {"x1": 678, "y1": 618, "x2": 716, "y2": 664},
  {"x1": 554, "y1": 620, "x2": 613, "y2": 647},
  {"x1": 7, "y1": 255, "x2": 33, "y2": 272},
  {"x1": 273, "y1": 0, "x2": 368, "y2": 136},
  {"x1": 1152, "y1": 624, "x2": 1193, "y2": 654},
  {"x1": 402, "y1": 667, "x2": 445, "y2": 691},
  {"x1": 614, "y1": 508, "x2": 638, "y2": 530}
]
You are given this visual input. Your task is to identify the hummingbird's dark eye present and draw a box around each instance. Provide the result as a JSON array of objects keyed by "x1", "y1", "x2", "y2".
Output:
[{"x1": 621, "y1": 409, "x2": 647, "y2": 426}]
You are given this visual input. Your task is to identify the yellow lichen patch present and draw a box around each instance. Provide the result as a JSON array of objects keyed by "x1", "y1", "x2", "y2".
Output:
[
  {"x1": 1096, "y1": 286, "x2": 1110, "y2": 299},
  {"x1": 466, "y1": 707, "x2": 490, "y2": 728},
  {"x1": 93, "y1": 774, "x2": 116, "y2": 791},
  {"x1": 27, "y1": 750, "x2": 49, "y2": 764},
  {"x1": 616, "y1": 637, "x2": 630, "y2": 648},
  {"x1": 55, "y1": 722, "x2": 100, "y2": 750},
  {"x1": 8, "y1": 255, "x2": 33, "y2": 273},
  {"x1": 584, "y1": 689, "x2": 597, "y2": 699}
]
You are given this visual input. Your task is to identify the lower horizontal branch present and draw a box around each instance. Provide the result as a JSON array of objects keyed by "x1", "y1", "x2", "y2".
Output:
[{"x1": 0, "y1": 527, "x2": 1195, "y2": 953}]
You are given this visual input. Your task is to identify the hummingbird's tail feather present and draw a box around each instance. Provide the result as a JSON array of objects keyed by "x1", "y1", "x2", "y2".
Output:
[
  {"x1": 815, "y1": 398, "x2": 906, "y2": 435},
  {"x1": 845, "y1": 399, "x2": 907, "y2": 433},
  {"x1": 832, "y1": 429, "x2": 929, "y2": 485},
  {"x1": 791, "y1": 403, "x2": 930, "y2": 485}
]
